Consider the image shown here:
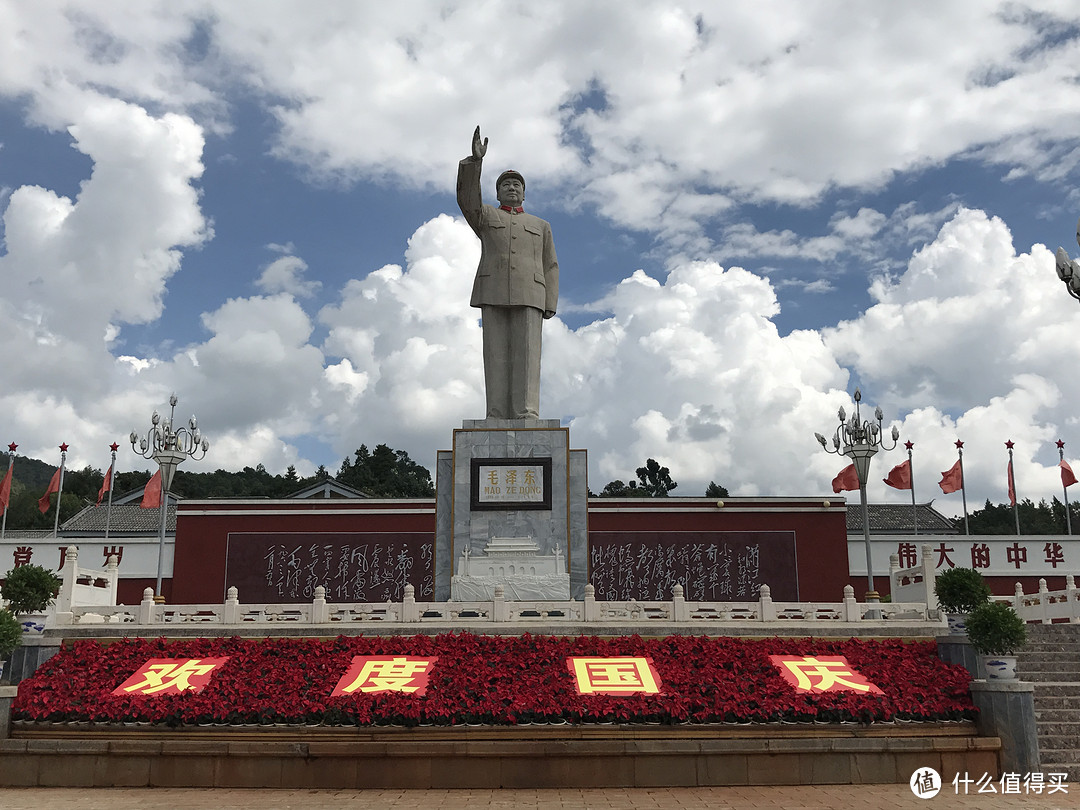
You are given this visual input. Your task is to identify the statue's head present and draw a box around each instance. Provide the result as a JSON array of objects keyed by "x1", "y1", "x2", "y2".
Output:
[{"x1": 496, "y1": 170, "x2": 525, "y2": 207}]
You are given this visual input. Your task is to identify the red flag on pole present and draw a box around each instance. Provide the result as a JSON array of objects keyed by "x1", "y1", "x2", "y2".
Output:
[
  {"x1": 882, "y1": 459, "x2": 912, "y2": 490},
  {"x1": 1007, "y1": 458, "x2": 1017, "y2": 507},
  {"x1": 38, "y1": 467, "x2": 61, "y2": 514},
  {"x1": 831, "y1": 464, "x2": 859, "y2": 493},
  {"x1": 0, "y1": 464, "x2": 12, "y2": 515},
  {"x1": 140, "y1": 470, "x2": 162, "y2": 508},
  {"x1": 97, "y1": 462, "x2": 114, "y2": 505},
  {"x1": 939, "y1": 460, "x2": 963, "y2": 494},
  {"x1": 1062, "y1": 459, "x2": 1078, "y2": 489}
]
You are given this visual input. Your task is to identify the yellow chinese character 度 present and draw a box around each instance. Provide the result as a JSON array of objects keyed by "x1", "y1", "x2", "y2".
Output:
[{"x1": 332, "y1": 656, "x2": 439, "y2": 696}]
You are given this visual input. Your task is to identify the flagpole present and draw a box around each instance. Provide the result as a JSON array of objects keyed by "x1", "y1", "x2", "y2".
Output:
[
  {"x1": 905, "y1": 441, "x2": 917, "y2": 535},
  {"x1": 1060, "y1": 440, "x2": 1073, "y2": 536},
  {"x1": 1006, "y1": 440, "x2": 1020, "y2": 536},
  {"x1": 104, "y1": 443, "x2": 118, "y2": 544},
  {"x1": 1, "y1": 443, "x2": 15, "y2": 541},
  {"x1": 51, "y1": 443, "x2": 68, "y2": 539},
  {"x1": 957, "y1": 440, "x2": 970, "y2": 535}
]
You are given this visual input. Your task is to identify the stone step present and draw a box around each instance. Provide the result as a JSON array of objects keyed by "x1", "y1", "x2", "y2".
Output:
[
  {"x1": 1021, "y1": 668, "x2": 1080, "y2": 680},
  {"x1": 1036, "y1": 734, "x2": 1080, "y2": 751},
  {"x1": 1032, "y1": 683, "x2": 1080, "y2": 698},
  {"x1": 1036, "y1": 748, "x2": 1080, "y2": 767},
  {"x1": 1033, "y1": 695, "x2": 1080, "y2": 711},
  {"x1": 1035, "y1": 720, "x2": 1080, "y2": 736}
]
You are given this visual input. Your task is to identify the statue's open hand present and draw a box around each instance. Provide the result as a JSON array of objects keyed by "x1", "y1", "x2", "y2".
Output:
[{"x1": 472, "y1": 125, "x2": 488, "y2": 160}]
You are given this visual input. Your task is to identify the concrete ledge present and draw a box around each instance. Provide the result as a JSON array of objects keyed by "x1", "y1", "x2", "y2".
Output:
[{"x1": 0, "y1": 723, "x2": 1000, "y2": 788}]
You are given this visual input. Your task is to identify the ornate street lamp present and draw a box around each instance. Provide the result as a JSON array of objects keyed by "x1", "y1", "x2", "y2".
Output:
[
  {"x1": 130, "y1": 394, "x2": 209, "y2": 600},
  {"x1": 1054, "y1": 217, "x2": 1080, "y2": 302},
  {"x1": 815, "y1": 388, "x2": 900, "y2": 603}
]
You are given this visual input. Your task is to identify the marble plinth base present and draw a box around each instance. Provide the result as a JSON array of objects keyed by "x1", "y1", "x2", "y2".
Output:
[
  {"x1": 450, "y1": 575, "x2": 571, "y2": 601},
  {"x1": 435, "y1": 419, "x2": 588, "y2": 600}
]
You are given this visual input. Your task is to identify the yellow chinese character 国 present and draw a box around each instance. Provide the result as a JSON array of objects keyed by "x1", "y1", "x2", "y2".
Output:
[{"x1": 568, "y1": 657, "x2": 661, "y2": 694}]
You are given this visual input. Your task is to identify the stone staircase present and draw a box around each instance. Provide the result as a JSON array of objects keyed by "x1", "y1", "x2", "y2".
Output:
[{"x1": 1019, "y1": 623, "x2": 1080, "y2": 780}]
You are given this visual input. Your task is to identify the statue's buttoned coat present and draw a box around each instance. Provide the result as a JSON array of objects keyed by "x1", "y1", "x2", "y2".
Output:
[{"x1": 457, "y1": 157, "x2": 559, "y2": 314}]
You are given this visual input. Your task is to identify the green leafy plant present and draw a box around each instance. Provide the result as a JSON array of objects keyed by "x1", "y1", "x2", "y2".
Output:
[
  {"x1": 933, "y1": 567, "x2": 990, "y2": 614},
  {"x1": 965, "y1": 601, "x2": 1028, "y2": 656},
  {"x1": 2, "y1": 564, "x2": 62, "y2": 615},
  {"x1": 0, "y1": 609, "x2": 22, "y2": 661}
]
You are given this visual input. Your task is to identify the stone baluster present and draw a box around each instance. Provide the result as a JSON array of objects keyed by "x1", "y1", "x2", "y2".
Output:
[
  {"x1": 223, "y1": 586, "x2": 240, "y2": 623},
  {"x1": 402, "y1": 583, "x2": 419, "y2": 622},
  {"x1": 842, "y1": 585, "x2": 859, "y2": 622},
  {"x1": 758, "y1": 584, "x2": 775, "y2": 622},
  {"x1": 583, "y1": 583, "x2": 597, "y2": 622},
  {"x1": 311, "y1": 586, "x2": 329, "y2": 624},
  {"x1": 672, "y1": 583, "x2": 688, "y2": 622},
  {"x1": 138, "y1": 588, "x2": 157, "y2": 624}
]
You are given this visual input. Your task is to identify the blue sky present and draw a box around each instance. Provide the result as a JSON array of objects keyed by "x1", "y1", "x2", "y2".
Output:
[{"x1": 2, "y1": 1, "x2": 1080, "y2": 515}]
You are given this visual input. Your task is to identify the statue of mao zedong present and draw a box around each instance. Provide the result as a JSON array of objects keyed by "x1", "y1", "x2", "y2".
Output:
[{"x1": 457, "y1": 125, "x2": 559, "y2": 420}]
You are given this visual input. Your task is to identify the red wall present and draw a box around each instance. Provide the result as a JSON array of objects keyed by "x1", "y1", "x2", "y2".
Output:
[
  {"x1": 586, "y1": 498, "x2": 850, "y2": 602},
  {"x1": 173, "y1": 500, "x2": 437, "y2": 604},
  {"x1": 171, "y1": 497, "x2": 850, "y2": 605}
]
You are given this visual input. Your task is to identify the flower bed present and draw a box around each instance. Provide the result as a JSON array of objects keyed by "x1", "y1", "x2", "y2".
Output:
[{"x1": 12, "y1": 633, "x2": 975, "y2": 727}]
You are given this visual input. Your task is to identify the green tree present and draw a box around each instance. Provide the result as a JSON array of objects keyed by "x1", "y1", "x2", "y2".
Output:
[
  {"x1": 966, "y1": 498, "x2": 1078, "y2": 534},
  {"x1": 337, "y1": 444, "x2": 435, "y2": 497},
  {"x1": 599, "y1": 459, "x2": 678, "y2": 498},
  {"x1": 635, "y1": 458, "x2": 677, "y2": 497},
  {"x1": 705, "y1": 481, "x2": 729, "y2": 498},
  {"x1": 599, "y1": 479, "x2": 644, "y2": 498}
]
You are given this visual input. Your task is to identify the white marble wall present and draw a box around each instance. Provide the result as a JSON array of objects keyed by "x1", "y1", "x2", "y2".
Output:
[{"x1": 435, "y1": 419, "x2": 588, "y2": 600}]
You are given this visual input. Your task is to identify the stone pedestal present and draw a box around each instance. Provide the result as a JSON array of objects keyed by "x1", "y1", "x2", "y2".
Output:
[
  {"x1": 969, "y1": 680, "x2": 1039, "y2": 776},
  {"x1": 936, "y1": 634, "x2": 986, "y2": 680},
  {"x1": 436, "y1": 419, "x2": 587, "y2": 600}
]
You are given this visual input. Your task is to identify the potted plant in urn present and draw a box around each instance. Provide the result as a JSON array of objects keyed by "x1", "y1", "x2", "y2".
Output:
[
  {"x1": 1, "y1": 564, "x2": 62, "y2": 634},
  {"x1": 933, "y1": 566, "x2": 990, "y2": 634},
  {"x1": 965, "y1": 600, "x2": 1028, "y2": 680},
  {"x1": 0, "y1": 610, "x2": 21, "y2": 682}
]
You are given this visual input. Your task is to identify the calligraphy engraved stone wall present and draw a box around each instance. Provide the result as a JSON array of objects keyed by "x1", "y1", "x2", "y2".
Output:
[
  {"x1": 589, "y1": 531, "x2": 798, "y2": 602},
  {"x1": 225, "y1": 532, "x2": 434, "y2": 603}
]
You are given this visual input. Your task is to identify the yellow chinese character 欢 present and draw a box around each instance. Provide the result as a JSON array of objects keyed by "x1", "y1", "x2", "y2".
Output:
[{"x1": 119, "y1": 659, "x2": 223, "y2": 695}]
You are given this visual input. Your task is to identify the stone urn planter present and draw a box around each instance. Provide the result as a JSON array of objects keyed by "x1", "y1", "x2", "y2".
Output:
[{"x1": 966, "y1": 600, "x2": 1028, "y2": 682}]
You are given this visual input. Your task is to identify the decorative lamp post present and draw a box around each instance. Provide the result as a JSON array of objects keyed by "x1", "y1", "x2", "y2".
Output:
[
  {"x1": 129, "y1": 394, "x2": 209, "y2": 601},
  {"x1": 815, "y1": 388, "x2": 900, "y2": 603},
  {"x1": 1055, "y1": 217, "x2": 1080, "y2": 302}
]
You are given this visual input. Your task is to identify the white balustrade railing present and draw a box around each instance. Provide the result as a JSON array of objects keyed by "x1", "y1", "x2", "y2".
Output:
[
  {"x1": 1001, "y1": 576, "x2": 1080, "y2": 624},
  {"x1": 53, "y1": 582, "x2": 936, "y2": 628},
  {"x1": 889, "y1": 543, "x2": 939, "y2": 618}
]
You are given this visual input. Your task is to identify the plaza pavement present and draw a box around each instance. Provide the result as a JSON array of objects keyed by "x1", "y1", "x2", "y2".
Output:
[{"x1": 0, "y1": 787, "x2": 1079, "y2": 809}]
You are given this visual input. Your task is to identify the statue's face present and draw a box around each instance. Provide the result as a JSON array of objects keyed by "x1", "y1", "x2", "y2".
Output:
[{"x1": 497, "y1": 177, "x2": 524, "y2": 207}]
